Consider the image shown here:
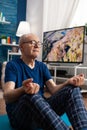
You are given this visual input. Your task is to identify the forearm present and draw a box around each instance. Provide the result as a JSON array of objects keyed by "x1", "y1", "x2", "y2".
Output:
[
  {"x1": 3, "y1": 87, "x2": 25, "y2": 103},
  {"x1": 48, "y1": 74, "x2": 84, "y2": 95},
  {"x1": 51, "y1": 80, "x2": 69, "y2": 94},
  {"x1": 46, "y1": 79, "x2": 69, "y2": 95}
]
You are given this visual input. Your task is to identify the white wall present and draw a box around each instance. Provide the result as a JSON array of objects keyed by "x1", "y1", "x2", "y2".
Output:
[
  {"x1": 84, "y1": 44, "x2": 87, "y2": 64},
  {"x1": 26, "y1": 0, "x2": 44, "y2": 60},
  {"x1": 26, "y1": 0, "x2": 43, "y2": 40},
  {"x1": 26, "y1": 0, "x2": 87, "y2": 65}
]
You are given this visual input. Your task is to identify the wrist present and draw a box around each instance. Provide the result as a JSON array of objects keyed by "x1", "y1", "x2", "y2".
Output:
[{"x1": 21, "y1": 86, "x2": 25, "y2": 94}]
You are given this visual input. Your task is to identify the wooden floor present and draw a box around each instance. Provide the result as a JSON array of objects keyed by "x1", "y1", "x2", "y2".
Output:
[{"x1": 0, "y1": 98, "x2": 6, "y2": 115}]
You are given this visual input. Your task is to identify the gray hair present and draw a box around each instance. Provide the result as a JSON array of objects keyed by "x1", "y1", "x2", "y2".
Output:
[
  {"x1": 19, "y1": 33, "x2": 39, "y2": 46},
  {"x1": 19, "y1": 34, "x2": 29, "y2": 46}
]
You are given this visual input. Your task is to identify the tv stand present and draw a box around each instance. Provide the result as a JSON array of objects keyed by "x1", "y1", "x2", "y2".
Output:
[{"x1": 47, "y1": 64, "x2": 87, "y2": 91}]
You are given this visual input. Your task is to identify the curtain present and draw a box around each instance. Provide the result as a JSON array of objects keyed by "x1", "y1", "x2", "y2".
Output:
[
  {"x1": 70, "y1": 0, "x2": 87, "y2": 26},
  {"x1": 43, "y1": 0, "x2": 79, "y2": 31}
]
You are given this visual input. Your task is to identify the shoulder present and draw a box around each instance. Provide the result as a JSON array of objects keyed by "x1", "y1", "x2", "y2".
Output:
[
  {"x1": 6, "y1": 58, "x2": 22, "y2": 70},
  {"x1": 35, "y1": 60, "x2": 47, "y2": 68}
]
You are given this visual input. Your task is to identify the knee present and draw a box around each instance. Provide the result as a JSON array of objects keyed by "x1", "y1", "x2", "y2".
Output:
[
  {"x1": 23, "y1": 93, "x2": 42, "y2": 102},
  {"x1": 68, "y1": 85, "x2": 82, "y2": 99},
  {"x1": 70, "y1": 86, "x2": 81, "y2": 94}
]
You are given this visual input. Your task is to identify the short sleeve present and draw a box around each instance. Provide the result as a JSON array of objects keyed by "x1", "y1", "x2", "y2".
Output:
[
  {"x1": 42, "y1": 63, "x2": 52, "y2": 82},
  {"x1": 5, "y1": 61, "x2": 17, "y2": 83}
]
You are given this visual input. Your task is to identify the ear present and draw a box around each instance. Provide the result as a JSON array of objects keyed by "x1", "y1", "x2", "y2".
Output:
[{"x1": 19, "y1": 44, "x2": 23, "y2": 51}]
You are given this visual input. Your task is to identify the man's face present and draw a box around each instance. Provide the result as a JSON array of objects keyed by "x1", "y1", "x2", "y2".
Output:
[{"x1": 20, "y1": 34, "x2": 41, "y2": 59}]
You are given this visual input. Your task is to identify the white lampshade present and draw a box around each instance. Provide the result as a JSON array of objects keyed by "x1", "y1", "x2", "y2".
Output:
[{"x1": 16, "y1": 21, "x2": 30, "y2": 37}]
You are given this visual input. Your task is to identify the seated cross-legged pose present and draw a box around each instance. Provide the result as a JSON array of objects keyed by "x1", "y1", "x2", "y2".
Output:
[{"x1": 3, "y1": 33, "x2": 87, "y2": 130}]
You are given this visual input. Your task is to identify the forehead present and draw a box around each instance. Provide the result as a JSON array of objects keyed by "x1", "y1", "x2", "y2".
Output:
[
  {"x1": 26, "y1": 35, "x2": 39, "y2": 41},
  {"x1": 19, "y1": 34, "x2": 40, "y2": 45}
]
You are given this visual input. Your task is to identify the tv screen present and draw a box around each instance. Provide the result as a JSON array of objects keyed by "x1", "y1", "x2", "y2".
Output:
[{"x1": 42, "y1": 26, "x2": 85, "y2": 64}]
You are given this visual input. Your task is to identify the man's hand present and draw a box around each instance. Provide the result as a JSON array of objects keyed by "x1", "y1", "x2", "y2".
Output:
[
  {"x1": 67, "y1": 73, "x2": 85, "y2": 86},
  {"x1": 22, "y1": 78, "x2": 40, "y2": 94}
]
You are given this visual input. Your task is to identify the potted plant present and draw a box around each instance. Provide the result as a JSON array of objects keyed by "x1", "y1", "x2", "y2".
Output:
[
  {"x1": 1, "y1": 35, "x2": 7, "y2": 44},
  {"x1": 12, "y1": 39, "x2": 16, "y2": 45}
]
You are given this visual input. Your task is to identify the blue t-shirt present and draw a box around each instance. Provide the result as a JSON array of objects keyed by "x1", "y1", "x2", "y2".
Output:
[{"x1": 5, "y1": 58, "x2": 52, "y2": 95}]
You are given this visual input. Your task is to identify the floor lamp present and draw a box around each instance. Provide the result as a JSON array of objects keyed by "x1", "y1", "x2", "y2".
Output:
[{"x1": 16, "y1": 21, "x2": 30, "y2": 37}]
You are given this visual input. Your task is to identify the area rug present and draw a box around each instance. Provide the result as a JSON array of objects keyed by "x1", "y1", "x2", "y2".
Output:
[
  {"x1": 0, "y1": 113, "x2": 72, "y2": 130},
  {"x1": 0, "y1": 115, "x2": 13, "y2": 130}
]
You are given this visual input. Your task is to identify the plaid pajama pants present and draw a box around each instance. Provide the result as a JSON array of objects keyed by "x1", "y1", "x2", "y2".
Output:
[{"x1": 6, "y1": 85, "x2": 87, "y2": 130}]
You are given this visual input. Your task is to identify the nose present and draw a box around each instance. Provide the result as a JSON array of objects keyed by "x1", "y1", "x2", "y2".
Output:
[{"x1": 34, "y1": 43, "x2": 39, "y2": 48}]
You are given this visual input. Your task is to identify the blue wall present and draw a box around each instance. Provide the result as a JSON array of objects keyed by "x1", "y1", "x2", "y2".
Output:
[
  {"x1": 0, "y1": 0, "x2": 17, "y2": 40},
  {"x1": 0, "y1": 0, "x2": 26, "y2": 79}
]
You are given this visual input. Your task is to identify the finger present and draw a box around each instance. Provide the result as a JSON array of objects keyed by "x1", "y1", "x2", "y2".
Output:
[
  {"x1": 79, "y1": 73, "x2": 84, "y2": 78},
  {"x1": 35, "y1": 84, "x2": 40, "y2": 93},
  {"x1": 23, "y1": 78, "x2": 33, "y2": 85},
  {"x1": 26, "y1": 83, "x2": 40, "y2": 94},
  {"x1": 27, "y1": 88, "x2": 34, "y2": 94},
  {"x1": 25, "y1": 85, "x2": 34, "y2": 94},
  {"x1": 33, "y1": 83, "x2": 37, "y2": 93},
  {"x1": 34, "y1": 85, "x2": 39, "y2": 93},
  {"x1": 74, "y1": 76, "x2": 84, "y2": 86},
  {"x1": 79, "y1": 76, "x2": 85, "y2": 85},
  {"x1": 32, "y1": 83, "x2": 39, "y2": 93},
  {"x1": 76, "y1": 75, "x2": 84, "y2": 84},
  {"x1": 72, "y1": 76, "x2": 79, "y2": 85},
  {"x1": 73, "y1": 79, "x2": 77, "y2": 85},
  {"x1": 75, "y1": 77, "x2": 81, "y2": 85}
]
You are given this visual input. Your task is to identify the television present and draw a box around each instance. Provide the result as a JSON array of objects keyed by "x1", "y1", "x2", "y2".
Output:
[{"x1": 42, "y1": 26, "x2": 85, "y2": 64}]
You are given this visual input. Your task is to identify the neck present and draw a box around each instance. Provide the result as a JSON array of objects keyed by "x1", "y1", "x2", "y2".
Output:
[{"x1": 21, "y1": 56, "x2": 35, "y2": 68}]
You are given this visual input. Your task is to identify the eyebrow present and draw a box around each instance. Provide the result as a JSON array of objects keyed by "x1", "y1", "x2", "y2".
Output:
[{"x1": 23, "y1": 40, "x2": 40, "y2": 43}]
